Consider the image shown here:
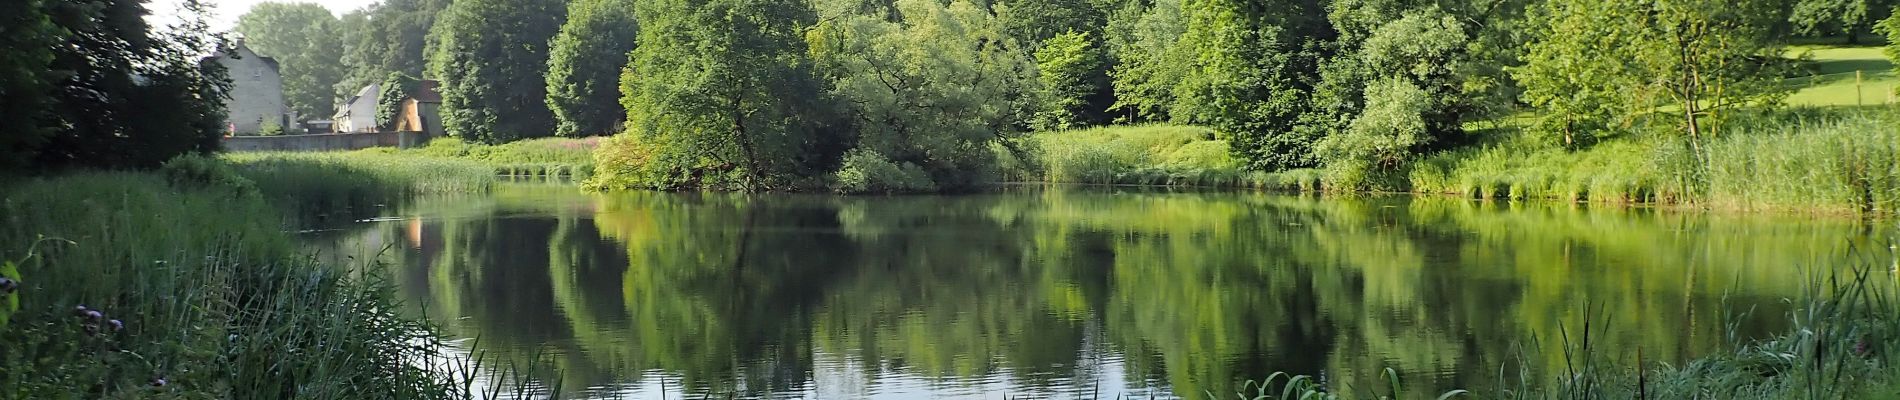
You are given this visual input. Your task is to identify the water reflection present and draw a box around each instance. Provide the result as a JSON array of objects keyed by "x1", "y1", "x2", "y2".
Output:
[{"x1": 312, "y1": 184, "x2": 1890, "y2": 399}]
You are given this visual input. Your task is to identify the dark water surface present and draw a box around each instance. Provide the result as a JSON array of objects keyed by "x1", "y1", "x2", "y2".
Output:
[{"x1": 311, "y1": 183, "x2": 1891, "y2": 399}]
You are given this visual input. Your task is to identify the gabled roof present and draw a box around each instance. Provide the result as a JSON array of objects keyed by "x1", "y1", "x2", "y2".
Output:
[{"x1": 206, "y1": 40, "x2": 281, "y2": 72}]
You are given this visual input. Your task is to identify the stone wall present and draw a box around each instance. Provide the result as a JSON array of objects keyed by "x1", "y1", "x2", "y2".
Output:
[{"x1": 222, "y1": 131, "x2": 434, "y2": 152}]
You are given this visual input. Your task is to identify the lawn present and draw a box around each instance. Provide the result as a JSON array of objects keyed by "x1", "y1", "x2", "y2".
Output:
[{"x1": 1786, "y1": 45, "x2": 1898, "y2": 107}]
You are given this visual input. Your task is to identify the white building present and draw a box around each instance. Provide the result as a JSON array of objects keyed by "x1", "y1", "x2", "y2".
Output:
[
  {"x1": 334, "y1": 83, "x2": 381, "y2": 133},
  {"x1": 211, "y1": 40, "x2": 291, "y2": 135}
]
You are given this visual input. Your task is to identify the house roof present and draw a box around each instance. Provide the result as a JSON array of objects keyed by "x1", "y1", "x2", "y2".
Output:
[{"x1": 205, "y1": 40, "x2": 281, "y2": 71}]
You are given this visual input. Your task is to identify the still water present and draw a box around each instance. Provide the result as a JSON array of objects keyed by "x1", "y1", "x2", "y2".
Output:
[{"x1": 313, "y1": 183, "x2": 1890, "y2": 399}]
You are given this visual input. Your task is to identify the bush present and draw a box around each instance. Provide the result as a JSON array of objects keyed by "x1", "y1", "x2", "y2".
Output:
[
  {"x1": 159, "y1": 154, "x2": 258, "y2": 197},
  {"x1": 833, "y1": 149, "x2": 938, "y2": 194}
]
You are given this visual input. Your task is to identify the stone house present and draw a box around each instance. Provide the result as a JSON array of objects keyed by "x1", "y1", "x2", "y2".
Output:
[
  {"x1": 210, "y1": 40, "x2": 291, "y2": 135},
  {"x1": 333, "y1": 83, "x2": 381, "y2": 133},
  {"x1": 391, "y1": 80, "x2": 446, "y2": 137}
]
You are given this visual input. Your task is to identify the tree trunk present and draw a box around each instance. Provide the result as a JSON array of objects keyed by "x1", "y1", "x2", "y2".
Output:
[{"x1": 732, "y1": 86, "x2": 761, "y2": 190}]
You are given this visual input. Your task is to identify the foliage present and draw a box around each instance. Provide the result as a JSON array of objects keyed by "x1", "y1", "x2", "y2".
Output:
[
  {"x1": 602, "y1": 0, "x2": 840, "y2": 191},
  {"x1": 1315, "y1": 78, "x2": 1430, "y2": 190},
  {"x1": 810, "y1": 0, "x2": 1038, "y2": 191},
  {"x1": 546, "y1": 0, "x2": 641, "y2": 137},
  {"x1": 0, "y1": 0, "x2": 62, "y2": 173},
  {"x1": 994, "y1": 0, "x2": 1107, "y2": 47},
  {"x1": 338, "y1": 0, "x2": 449, "y2": 95},
  {"x1": 1790, "y1": 0, "x2": 1892, "y2": 42},
  {"x1": 1171, "y1": 0, "x2": 1332, "y2": 171},
  {"x1": 426, "y1": 0, "x2": 567, "y2": 144},
  {"x1": 833, "y1": 149, "x2": 939, "y2": 193},
  {"x1": 235, "y1": 2, "x2": 349, "y2": 119},
  {"x1": 0, "y1": 169, "x2": 474, "y2": 398},
  {"x1": 1033, "y1": 31, "x2": 1111, "y2": 130},
  {"x1": 1103, "y1": 0, "x2": 1188, "y2": 122},
  {"x1": 5, "y1": 0, "x2": 230, "y2": 172},
  {"x1": 1517, "y1": 0, "x2": 1791, "y2": 147},
  {"x1": 377, "y1": 72, "x2": 421, "y2": 129}
]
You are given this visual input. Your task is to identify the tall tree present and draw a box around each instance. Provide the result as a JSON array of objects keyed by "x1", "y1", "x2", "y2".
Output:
[
  {"x1": 1172, "y1": 0, "x2": 1333, "y2": 171},
  {"x1": 7, "y1": 0, "x2": 229, "y2": 171},
  {"x1": 1034, "y1": 31, "x2": 1110, "y2": 130},
  {"x1": 1518, "y1": 0, "x2": 1789, "y2": 148},
  {"x1": 1790, "y1": 0, "x2": 1892, "y2": 43},
  {"x1": 546, "y1": 0, "x2": 641, "y2": 137},
  {"x1": 427, "y1": 0, "x2": 567, "y2": 143},
  {"x1": 338, "y1": 0, "x2": 449, "y2": 95},
  {"x1": 810, "y1": 0, "x2": 1039, "y2": 191},
  {"x1": 1104, "y1": 0, "x2": 1187, "y2": 122},
  {"x1": 235, "y1": 2, "x2": 348, "y2": 120},
  {"x1": 595, "y1": 0, "x2": 839, "y2": 191}
]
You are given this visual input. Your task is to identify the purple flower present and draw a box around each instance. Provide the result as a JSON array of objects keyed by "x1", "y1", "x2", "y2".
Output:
[
  {"x1": 151, "y1": 378, "x2": 167, "y2": 387},
  {"x1": 84, "y1": 310, "x2": 103, "y2": 320},
  {"x1": 74, "y1": 305, "x2": 90, "y2": 315},
  {"x1": 0, "y1": 277, "x2": 17, "y2": 294},
  {"x1": 109, "y1": 319, "x2": 124, "y2": 331}
]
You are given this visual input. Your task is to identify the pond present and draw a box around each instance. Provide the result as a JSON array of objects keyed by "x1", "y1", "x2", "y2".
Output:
[{"x1": 309, "y1": 183, "x2": 1893, "y2": 399}]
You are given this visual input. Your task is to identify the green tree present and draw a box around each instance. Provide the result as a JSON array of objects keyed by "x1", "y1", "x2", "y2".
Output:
[
  {"x1": 1314, "y1": 78, "x2": 1429, "y2": 189},
  {"x1": 20, "y1": 0, "x2": 231, "y2": 170},
  {"x1": 338, "y1": 0, "x2": 449, "y2": 95},
  {"x1": 0, "y1": 0, "x2": 63, "y2": 172},
  {"x1": 427, "y1": 0, "x2": 567, "y2": 143},
  {"x1": 1790, "y1": 0, "x2": 1892, "y2": 42},
  {"x1": 1518, "y1": 0, "x2": 1788, "y2": 147},
  {"x1": 594, "y1": 0, "x2": 840, "y2": 191},
  {"x1": 1104, "y1": 0, "x2": 1186, "y2": 122},
  {"x1": 1033, "y1": 31, "x2": 1110, "y2": 130},
  {"x1": 377, "y1": 72, "x2": 422, "y2": 128},
  {"x1": 235, "y1": 2, "x2": 348, "y2": 120},
  {"x1": 810, "y1": 0, "x2": 1039, "y2": 192},
  {"x1": 1172, "y1": 0, "x2": 1333, "y2": 171},
  {"x1": 995, "y1": 0, "x2": 1107, "y2": 48},
  {"x1": 546, "y1": 0, "x2": 642, "y2": 137}
]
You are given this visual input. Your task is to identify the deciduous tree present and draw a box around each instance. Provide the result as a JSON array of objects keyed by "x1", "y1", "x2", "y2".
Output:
[
  {"x1": 427, "y1": 0, "x2": 567, "y2": 143},
  {"x1": 546, "y1": 0, "x2": 641, "y2": 137}
]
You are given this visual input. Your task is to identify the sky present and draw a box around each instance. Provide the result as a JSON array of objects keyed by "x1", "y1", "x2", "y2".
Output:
[{"x1": 146, "y1": 0, "x2": 379, "y2": 31}]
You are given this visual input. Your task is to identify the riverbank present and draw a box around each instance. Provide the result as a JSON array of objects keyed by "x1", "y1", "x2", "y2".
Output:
[
  {"x1": 379, "y1": 136, "x2": 600, "y2": 179},
  {"x1": 0, "y1": 155, "x2": 495, "y2": 398},
  {"x1": 1011, "y1": 109, "x2": 1900, "y2": 216}
]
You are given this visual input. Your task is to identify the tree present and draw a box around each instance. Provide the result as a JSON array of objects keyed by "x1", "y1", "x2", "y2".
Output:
[
  {"x1": 546, "y1": 0, "x2": 641, "y2": 137},
  {"x1": 594, "y1": 0, "x2": 840, "y2": 191},
  {"x1": 995, "y1": 0, "x2": 1107, "y2": 48},
  {"x1": 810, "y1": 0, "x2": 1039, "y2": 191},
  {"x1": 338, "y1": 0, "x2": 449, "y2": 95},
  {"x1": 1313, "y1": 78, "x2": 1429, "y2": 189},
  {"x1": 235, "y1": 3, "x2": 348, "y2": 120},
  {"x1": 1790, "y1": 0, "x2": 1892, "y2": 43},
  {"x1": 1104, "y1": 0, "x2": 1187, "y2": 122},
  {"x1": 377, "y1": 72, "x2": 422, "y2": 128},
  {"x1": 427, "y1": 0, "x2": 567, "y2": 143},
  {"x1": 1517, "y1": 0, "x2": 1788, "y2": 148},
  {"x1": 1172, "y1": 0, "x2": 1333, "y2": 171},
  {"x1": 1034, "y1": 31, "x2": 1110, "y2": 130},
  {"x1": 10, "y1": 0, "x2": 230, "y2": 171}
]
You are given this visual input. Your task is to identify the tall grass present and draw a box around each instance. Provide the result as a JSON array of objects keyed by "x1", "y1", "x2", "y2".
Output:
[
  {"x1": 390, "y1": 136, "x2": 601, "y2": 179},
  {"x1": 0, "y1": 171, "x2": 479, "y2": 398},
  {"x1": 223, "y1": 152, "x2": 495, "y2": 223},
  {"x1": 1004, "y1": 124, "x2": 1324, "y2": 190},
  {"x1": 1700, "y1": 114, "x2": 1900, "y2": 214}
]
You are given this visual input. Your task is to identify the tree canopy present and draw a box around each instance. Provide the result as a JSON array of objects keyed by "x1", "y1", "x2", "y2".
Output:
[
  {"x1": 546, "y1": 0, "x2": 642, "y2": 137},
  {"x1": 236, "y1": 2, "x2": 350, "y2": 120},
  {"x1": 427, "y1": 0, "x2": 568, "y2": 143}
]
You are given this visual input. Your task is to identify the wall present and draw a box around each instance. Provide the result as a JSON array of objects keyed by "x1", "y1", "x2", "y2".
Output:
[
  {"x1": 223, "y1": 131, "x2": 433, "y2": 152},
  {"x1": 218, "y1": 45, "x2": 290, "y2": 134}
]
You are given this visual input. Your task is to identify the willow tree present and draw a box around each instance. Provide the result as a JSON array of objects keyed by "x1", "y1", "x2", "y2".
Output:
[{"x1": 595, "y1": 0, "x2": 840, "y2": 191}]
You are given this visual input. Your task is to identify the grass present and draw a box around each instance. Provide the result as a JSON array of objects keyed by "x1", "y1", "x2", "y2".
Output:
[
  {"x1": 1786, "y1": 45, "x2": 1899, "y2": 107},
  {"x1": 0, "y1": 167, "x2": 481, "y2": 399},
  {"x1": 375, "y1": 136, "x2": 602, "y2": 179},
  {"x1": 222, "y1": 152, "x2": 496, "y2": 224},
  {"x1": 1003, "y1": 124, "x2": 1323, "y2": 190}
]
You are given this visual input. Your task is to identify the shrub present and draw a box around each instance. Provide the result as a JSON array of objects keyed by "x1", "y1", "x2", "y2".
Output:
[
  {"x1": 159, "y1": 154, "x2": 258, "y2": 197},
  {"x1": 833, "y1": 149, "x2": 938, "y2": 194}
]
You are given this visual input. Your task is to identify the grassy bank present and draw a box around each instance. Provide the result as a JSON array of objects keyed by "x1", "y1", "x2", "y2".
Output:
[
  {"x1": 222, "y1": 152, "x2": 496, "y2": 223},
  {"x1": 0, "y1": 158, "x2": 488, "y2": 398},
  {"x1": 370, "y1": 136, "x2": 601, "y2": 179},
  {"x1": 1002, "y1": 124, "x2": 1324, "y2": 190}
]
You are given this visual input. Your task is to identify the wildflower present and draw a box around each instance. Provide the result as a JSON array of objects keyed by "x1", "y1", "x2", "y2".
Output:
[
  {"x1": 0, "y1": 277, "x2": 16, "y2": 294},
  {"x1": 151, "y1": 377, "x2": 167, "y2": 387},
  {"x1": 73, "y1": 305, "x2": 89, "y2": 315},
  {"x1": 109, "y1": 319, "x2": 124, "y2": 331},
  {"x1": 84, "y1": 310, "x2": 103, "y2": 320}
]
